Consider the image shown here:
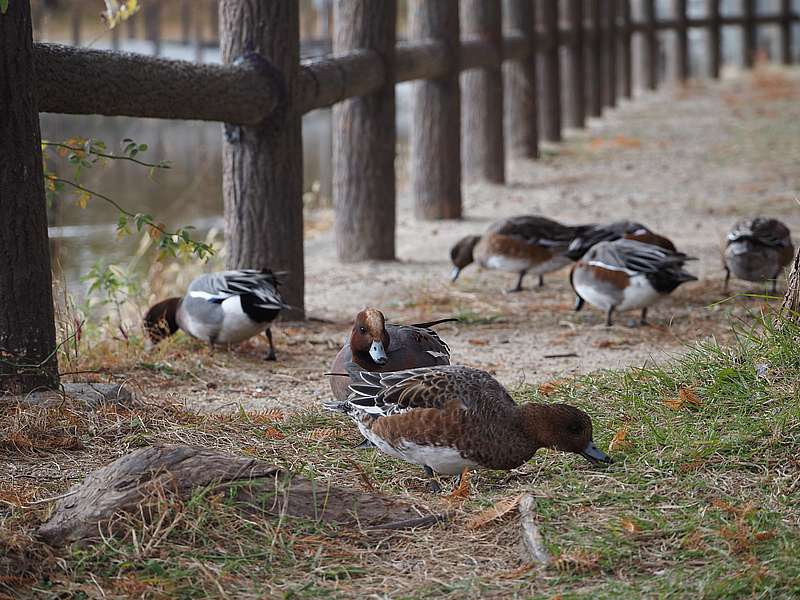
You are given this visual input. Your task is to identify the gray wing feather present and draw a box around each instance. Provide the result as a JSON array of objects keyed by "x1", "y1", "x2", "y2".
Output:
[{"x1": 189, "y1": 270, "x2": 289, "y2": 309}]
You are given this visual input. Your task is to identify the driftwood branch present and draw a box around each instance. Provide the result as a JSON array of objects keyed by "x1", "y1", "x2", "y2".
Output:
[
  {"x1": 38, "y1": 444, "x2": 432, "y2": 546},
  {"x1": 519, "y1": 494, "x2": 550, "y2": 565}
]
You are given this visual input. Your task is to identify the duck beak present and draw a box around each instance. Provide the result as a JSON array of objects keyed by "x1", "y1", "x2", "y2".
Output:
[
  {"x1": 451, "y1": 267, "x2": 462, "y2": 282},
  {"x1": 369, "y1": 340, "x2": 388, "y2": 365},
  {"x1": 580, "y1": 440, "x2": 613, "y2": 465}
]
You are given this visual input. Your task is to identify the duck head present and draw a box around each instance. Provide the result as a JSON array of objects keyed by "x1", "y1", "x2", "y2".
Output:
[
  {"x1": 143, "y1": 297, "x2": 182, "y2": 344},
  {"x1": 522, "y1": 404, "x2": 612, "y2": 465},
  {"x1": 350, "y1": 308, "x2": 390, "y2": 366},
  {"x1": 449, "y1": 235, "x2": 481, "y2": 282}
]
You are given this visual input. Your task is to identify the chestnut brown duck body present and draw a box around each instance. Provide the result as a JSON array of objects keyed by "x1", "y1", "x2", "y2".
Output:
[
  {"x1": 327, "y1": 365, "x2": 611, "y2": 488},
  {"x1": 450, "y1": 215, "x2": 597, "y2": 292},
  {"x1": 329, "y1": 308, "x2": 454, "y2": 402}
]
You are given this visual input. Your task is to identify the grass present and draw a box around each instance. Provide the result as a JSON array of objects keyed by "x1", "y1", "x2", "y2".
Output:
[{"x1": 2, "y1": 311, "x2": 799, "y2": 598}]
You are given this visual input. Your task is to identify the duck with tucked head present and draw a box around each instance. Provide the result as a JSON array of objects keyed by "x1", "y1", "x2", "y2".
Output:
[
  {"x1": 327, "y1": 365, "x2": 611, "y2": 492},
  {"x1": 143, "y1": 269, "x2": 288, "y2": 360},
  {"x1": 570, "y1": 239, "x2": 697, "y2": 326},
  {"x1": 723, "y1": 217, "x2": 794, "y2": 293},
  {"x1": 329, "y1": 308, "x2": 455, "y2": 402},
  {"x1": 450, "y1": 215, "x2": 597, "y2": 292}
]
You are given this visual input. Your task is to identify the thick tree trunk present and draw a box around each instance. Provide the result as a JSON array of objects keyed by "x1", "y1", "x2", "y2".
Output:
[
  {"x1": 0, "y1": 0, "x2": 58, "y2": 394},
  {"x1": 503, "y1": 0, "x2": 539, "y2": 157},
  {"x1": 461, "y1": 0, "x2": 505, "y2": 183},
  {"x1": 220, "y1": 0, "x2": 305, "y2": 318},
  {"x1": 410, "y1": 0, "x2": 462, "y2": 220},
  {"x1": 781, "y1": 249, "x2": 800, "y2": 317},
  {"x1": 564, "y1": 0, "x2": 585, "y2": 129},
  {"x1": 537, "y1": 0, "x2": 561, "y2": 141},
  {"x1": 332, "y1": 0, "x2": 397, "y2": 261}
]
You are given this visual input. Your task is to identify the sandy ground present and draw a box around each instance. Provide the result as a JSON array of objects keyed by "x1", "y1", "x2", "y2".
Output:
[{"x1": 134, "y1": 68, "x2": 800, "y2": 414}]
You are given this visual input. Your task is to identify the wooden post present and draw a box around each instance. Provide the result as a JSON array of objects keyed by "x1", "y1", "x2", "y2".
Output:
[
  {"x1": 537, "y1": 0, "x2": 561, "y2": 141},
  {"x1": 146, "y1": 3, "x2": 161, "y2": 56},
  {"x1": 71, "y1": 6, "x2": 81, "y2": 46},
  {"x1": 220, "y1": 0, "x2": 305, "y2": 318},
  {"x1": 461, "y1": 0, "x2": 505, "y2": 181},
  {"x1": 643, "y1": 0, "x2": 657, "y2": 90},
  {"x1": 707, "y1": 0, "x2": 721, "y2": 78},
  {"x1": 780, "y1": 0, "x2": 793, "y2": 66},
  {"x1": 674, "y1": 0, "x2": 689, "y2": 81},
  {"x1": 565, "y1": 0, "x2": 585, "y2": 128},
  {"x1": 619, "y1": 0, "x2": 632, "y2": 99},
  {"x1": 503, "y1": 0, "x2": 539, "y2": 155},
  {"x1": 587, "y1": 0, "x2": 603, "y2": 117},
  {"x1": 181, "y1": 0, "x2": 192, "y2": 45},
  {"x1": 743, "y1": 0, "x2": 755, "y2": 68},
  {"x1": 333, "y1": 0, "x2": 397, "y2": 260},
  {"x1": 0, "y1": 0, "x2": 59, "y2": 393},
  {"x1": 410, "y1": 0, "x2": 461, "y2": 220},
  {"x1": 605, "y1": 0, "x2": 617, "y2": 107}
]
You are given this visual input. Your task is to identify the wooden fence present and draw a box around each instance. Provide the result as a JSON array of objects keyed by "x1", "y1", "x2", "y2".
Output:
[{"x1": 34, "y1": 0, "x2": 799, "y2": 318}]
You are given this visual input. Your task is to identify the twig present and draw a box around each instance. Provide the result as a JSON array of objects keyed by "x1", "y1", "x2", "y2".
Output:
[
  {"x1": 543, "y1": 352, "x2": 578, "y2": 359},
  {"x1": 519, "y1": 494, "x2": 550, "y2": 565},
  {"x1": 25, "y1": 489, "x2": 79, "y2": 507},
  {"x1": 42, "y1": 142, "x2": 170, "y2": 169}
]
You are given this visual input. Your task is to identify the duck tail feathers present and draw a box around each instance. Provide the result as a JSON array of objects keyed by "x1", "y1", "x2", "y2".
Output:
[{"x1": 407, "y1": 317, "x2": 460, "y2": 329}]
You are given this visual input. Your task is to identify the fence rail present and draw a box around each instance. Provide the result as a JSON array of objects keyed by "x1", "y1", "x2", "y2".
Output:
[{"x1": 34, "y1": 0, "x2": 800, "y2": 317}]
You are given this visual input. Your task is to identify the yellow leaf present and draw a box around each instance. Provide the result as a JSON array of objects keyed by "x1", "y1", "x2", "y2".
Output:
[
  {"x1": 148, "y1": 223, "x2": 164, "y2": 241},
  {"x1": 77, "y1": 191, "x2": 91, "y2": 209},
  {"x1": 466, "y1": 494, "x2": 522, "y2": 530},
  {"x1": 608, "y1": 425, "x2": 630, "y2": 452},
  {"x1": 621, "y1": 518, "x2": 641, "y2": 534}
]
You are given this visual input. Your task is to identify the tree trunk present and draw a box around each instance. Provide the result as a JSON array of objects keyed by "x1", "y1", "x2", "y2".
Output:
[
  {"x1": 332, "y1": 0, "x2": 397, "y2": 261},
  {"x1": 220, "y1": 0, "x2": 305, "y2": 318},
  {"x1": 564, "y1": 0, "x2": 585, "y2": 129},
  {"x1": 461, "y1": 0, "x2": 505, "y2": 183},
  {"x1": 0, "y1": 0, "x2": 59, "y2": 394},
  {"x1": 537, "y1": 0, "x2": 561, "y2": 141},
  {"x1": 503, "y1": 0, "x2": 539, "y2": 157},
  {"x1": 782, "y1": 249, "x2": 800, "y2": 317},
  {"x1": 410, "y1": 0, "x2": 462, "y2": 220}
]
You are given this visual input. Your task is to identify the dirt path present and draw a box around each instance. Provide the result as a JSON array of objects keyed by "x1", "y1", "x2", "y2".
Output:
[{"x1": 137, "y1": 68, "x2": 800, "y2": 413}]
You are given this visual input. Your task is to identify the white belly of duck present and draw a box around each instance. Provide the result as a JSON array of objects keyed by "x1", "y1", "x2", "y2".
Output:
[
  {"x1": 482, "y1": 254, "x2": 531, "y2": 273},
  {"x1": 181, "y1": 295, "x2": 267, "y2": 344},
  {"x1": 357, "y1": 421, "x2": 479, "y2": 476},
  {"x1": 617, "y1": 275, "x2": 661, "y2": 310},
  {"x1": 574, "y1": 272, "x2": 660, "y2": 312}
]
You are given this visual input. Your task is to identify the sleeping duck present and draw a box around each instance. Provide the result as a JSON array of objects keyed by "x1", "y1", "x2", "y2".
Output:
[
  {"x1": 143, "y1": 269, "x2": 288, "y2": 360},
  {"x1": 723, "y1": 217, "x2": 794, "y2": 293}
]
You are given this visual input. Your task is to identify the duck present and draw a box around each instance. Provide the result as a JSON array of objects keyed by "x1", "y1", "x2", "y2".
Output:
[
  {"x1": 450, "y1": 215, "x2": 597, "y2": 292},
  {"x1": 566, "y1": 220, "x2": 677, "y2": 260},
  {"x1": 326, "y1": 365, "x2": 611, "y2": 492},
  {"x1": 723, "y1": 217, "x2": 794, "y2": 293},
  {"x1": 142, "y1": 269, "x2": 288, "y2": 360},
  {"x1": 570, "y1": 239, "x2": 697, "y2": 326},
  {"x1": 329, "y1": 308, "x2": 455, "y2": 402}
]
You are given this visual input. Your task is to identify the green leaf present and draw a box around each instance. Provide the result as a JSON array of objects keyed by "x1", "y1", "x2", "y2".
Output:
[{"x1": 0, "y1": 0, "x2": 8, "y2": 15}]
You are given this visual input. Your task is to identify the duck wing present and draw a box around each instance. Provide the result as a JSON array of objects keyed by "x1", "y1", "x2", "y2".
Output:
[
  {"x1": 588, "y1": 239, "x2": 692, "y2": 274},
  {"x1": 188, "y1": 269, "x2": 289, "y2": 310},
  {"x1": 345, "y1": 365, "x2": 511, "y2": 417},
  {"x1": 491, "y1": 215, "x2": 595, "y2": 250},
  {"x1": 566, "y1": 220, "x2": 650, "y2": 259},
  {"x1": 728, "y1": 218, "x2": 792, "y2": 248}
]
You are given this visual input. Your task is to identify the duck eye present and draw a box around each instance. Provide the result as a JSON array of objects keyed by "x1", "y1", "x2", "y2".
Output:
[{"x1": 359, "y1": 326, "x2": 367, "y2": 334}]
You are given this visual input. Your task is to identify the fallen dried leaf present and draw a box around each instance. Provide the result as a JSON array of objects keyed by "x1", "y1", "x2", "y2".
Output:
[
  {"x1": 467, "y1": 338, "x2": 489, "y2": 346},
  {"x1": 446, "y1": 469, "x2": 471, "y2": 502},
  {"x1": 262, "y1": 426, "x2": 285, "y2": 440},
  {"x1": 466, "y1": 494, "x2": 522, "y2": 530},
  {"x1": 496, "y1": 563, "x2": 535, "y2": 580},
  {"x1": 608, "y1": 425, "x2": 630, "y2": 452},
  {"x1": 307, "y1": 428, "x2": 341, "y2": 441},
  {"x1": 621, "y1": 518, "x2": 641, "y2": 534},
  {"x1": 679, "y1": 387, "x2": 702, "y2": 407},
  {"x1": 537, "y1": 379, "x2": 565, "y2": 397}
]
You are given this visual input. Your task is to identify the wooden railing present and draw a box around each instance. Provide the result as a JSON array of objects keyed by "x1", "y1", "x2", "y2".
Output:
[{"x1": 34, "y1": 0, "x2": 799, "y2": 318}]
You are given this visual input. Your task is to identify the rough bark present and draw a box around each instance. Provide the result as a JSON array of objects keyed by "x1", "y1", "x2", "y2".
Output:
[
  {"x1": 643, "y1": 0, "x2": 658, "y2": 90},
  {"x1": 220, "y1": 0, "x2": 305, "y2": 318},
  {"x1": 410, "y1": 0, "x2": 462, "y2": 220},
  {"x1": 332, "y1": 0, "x2": 397, "y2": 261},
  {"x1": 619, "y1": 0, "x2": 633, "y2": 99},
  {"x1": 38, "y1": 445, "x2": 429, "y2": 546},
  {"x1": 0, "y1": 0, "x2": 58, "y2": 394},
  {"x1": 674, "y1": 0, "x2": 689, "y2": 81},
  {"x1": 707, "y1": 0, "x2": 721, "y2": 78},
  {"x1": 781, "y1": 249, "x2": 800, "y2": 317},
  {"x1": 461, "y1": 0, "x2": 505, "y2": 183},
  {"x1": 503, "y1": 0, "x2": 539, "y2": 157},
  {"x1": 537, "y1": 0, "x2": 561, "y2": 141},
  {"x1": 587, "y1": 0, "x2": 603, "y2": 116},
  {"x1": 565, "y1": 0, "x2": 585, "y2": 128}
]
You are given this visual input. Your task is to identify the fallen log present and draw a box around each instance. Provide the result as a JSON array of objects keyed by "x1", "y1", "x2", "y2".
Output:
[{"x1": 38, "y1": 444, "x2": 431, "y2": 546}]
